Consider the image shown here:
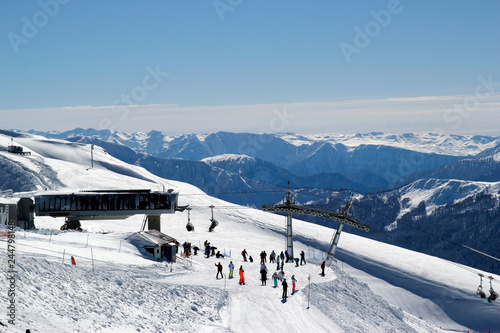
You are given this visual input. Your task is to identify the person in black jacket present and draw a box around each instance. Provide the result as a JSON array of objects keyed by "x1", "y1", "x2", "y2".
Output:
[
  {"x1": 282, "y1": 278, "x2": 288, "y2": 298},
  {"x1": 300, "y1": 250, "x2": 306, "y2": 265},
  {"x1": 215, "y1": 262, "x2": 223, "y2": 279}
]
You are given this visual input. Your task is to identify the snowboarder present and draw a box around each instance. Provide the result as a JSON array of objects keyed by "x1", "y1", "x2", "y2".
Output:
[
  {"x1": 300, "y1": 250, "x2": 306, "y2": 265},
  {"x1": 241, "y1": 249, "x2": 248, "y2": 262},
  {"x1": 215, "y1": 262, "x2": 223, "y2": 279},
  {"x1": 216, "y1": 251, "x2": 224, "y2": 258},
  {"x1": 272, "y1": 272, "x2": 279, "y2": 288},
  {"x1": 239, "y1": 266, "x2": 245, "y2": 285},
  {"x1": 282, "y1": 278, "x2": 288, "y2": 298},
  {"x1": 228, "y1": 261, "x2": 235, "y2": 279},
  {"x1": 320, "y1": 260, "x2": 326, "y2": 276},
  {"x1": 291, "y1": 275, "x2": 297, "y2": 294}
]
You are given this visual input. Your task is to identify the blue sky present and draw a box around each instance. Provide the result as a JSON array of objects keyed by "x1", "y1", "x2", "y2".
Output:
[{"x1": 1, "y1": 0, "x2": 500, "y2": 135}]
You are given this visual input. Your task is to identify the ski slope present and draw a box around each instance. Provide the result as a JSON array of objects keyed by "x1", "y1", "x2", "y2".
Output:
[{"x1": 0, "y1": 133, "x2": 499, "y2": 332}]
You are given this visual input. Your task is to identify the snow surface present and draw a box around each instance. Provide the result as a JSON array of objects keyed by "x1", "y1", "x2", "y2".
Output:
[
  {"x1": 395, "y1": 178, "x2": 500, "y2": 218},
  {"x1": 1, "y1": 134, "x2": 499, "y2": 332},
  {"x1": 202, "y1": 154, "x2": 256, "y2": 164},
  {"x1": 276, "y1": 132, "x2": 500, "y2": 156}
]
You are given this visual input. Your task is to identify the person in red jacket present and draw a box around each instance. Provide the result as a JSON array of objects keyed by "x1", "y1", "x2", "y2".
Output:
[{"x1": 239, "y1": 265, "x2": 245, "y2": 285}]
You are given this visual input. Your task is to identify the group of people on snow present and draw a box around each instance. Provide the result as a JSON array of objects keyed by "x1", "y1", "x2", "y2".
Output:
[
  {"x1": 203, "y1": 240, "x2": 225, "y2": 259},
  {"x1": 184, "y1": 241, "x2": 327, "y2": 300}
]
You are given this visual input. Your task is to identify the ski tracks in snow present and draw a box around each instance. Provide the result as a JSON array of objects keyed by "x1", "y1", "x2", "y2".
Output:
[{"x1": 227, "y1": 281, "x2": 341, "y2": 333}]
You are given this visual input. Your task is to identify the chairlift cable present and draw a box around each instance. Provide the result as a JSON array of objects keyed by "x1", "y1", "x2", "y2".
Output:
[{"x1": 180, "y1": 186, "x2": 500, "y2": 267}]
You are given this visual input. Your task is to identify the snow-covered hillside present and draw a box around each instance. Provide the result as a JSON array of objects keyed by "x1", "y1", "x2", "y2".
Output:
[{"x1": 1, "y1": 133, "x2": 499, "y2": 332}]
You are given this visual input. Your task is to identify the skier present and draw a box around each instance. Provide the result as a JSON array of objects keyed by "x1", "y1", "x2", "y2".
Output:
[
  {"x1": 276, "y1": 255, "x2": 281, "y2": 271},
  {"x1": 205, "y1": 243, "x2": 211, "y2": 258},
  {"x1": 270, "y1": 250, "x2": 276, "y2": 263},
  {"x1": 291, "y1": 275, "x2": 297, "y2": 294},
  {"x1": 260, "y1": 265, "x2": 267, "y2": 286},
  {"x1": 300, "y1": 250, "x2": 306, "y2": 265},
  {"x1": 241, "y1": 249, "x2": 248, "y2": 262},
  {"x1": 280, "y1": 251, "x2": 285, "y2": 262},
  {"x1": 260, "y1": 251, "x2": 266, "y2": 265},
  {"x1": 285, "y1": 250, "x2": 289, "y2": 263},
  {"x1": 294, "y1": 257, "x2": 299, "y2": 267},
  {"x1": 228, "y1": 261, "x2": 235, "y2": 279},
  {"x1": 320, "y1": 260, "x2": 326, "y2": 276},
  {"x1": 239, "y1": 265, "x2": 245, "y2": 285},
  {"x1": 215, "y1": 262, "x2": 223, "y2": 279},
  {"x1": 272, "y1": 271, "x2": 279, "y2": 288},
  {"x1": 282, "y1": 278, "x2": 288, "y2": 299}
]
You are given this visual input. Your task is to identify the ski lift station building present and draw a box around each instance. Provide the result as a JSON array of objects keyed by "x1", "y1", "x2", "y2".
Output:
[
  {"x1": 127, "y1": 229, "x2": 178, "y2": 262},
  {"x1": 0, "y1": 197, "x2": 35, "y2": 229}
]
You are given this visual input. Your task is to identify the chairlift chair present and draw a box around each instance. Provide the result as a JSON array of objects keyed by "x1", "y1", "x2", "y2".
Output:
[
  {"x1": 208, "y1": 205, "x2": 218, "y2": 232},
  {"x1": 185, "y1": 207, "x2": 194, "y2": 232},
  {"x1": 476, "y1": 274, "x2": 486, "y2": 298},
  {"x1": 488, "y1": 276, "x2": 498, "y2": 302},
  {"x1": 209, "y1": 219, "x2": 218, "y2": 232}
]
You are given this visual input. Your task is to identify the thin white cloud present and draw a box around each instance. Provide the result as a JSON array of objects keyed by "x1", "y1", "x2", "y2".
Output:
[{"x1": 2, "y1": 94, "x2": 500, "y2": 136}]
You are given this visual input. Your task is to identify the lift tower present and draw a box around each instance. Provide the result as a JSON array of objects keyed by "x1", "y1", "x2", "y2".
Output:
[{"x1": 263, "y1": 190, "x2": 369, "y2": 264}]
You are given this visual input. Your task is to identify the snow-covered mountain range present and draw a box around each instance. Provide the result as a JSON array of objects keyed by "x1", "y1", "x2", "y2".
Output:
[
  {"x1": 23, "y1": 129, "x2": 500, "y2": 188},
  {"x1": 9, "y1": 128, "x2": 500, "y2": 273},
  {"x1": 1, "y1": 130, "x2": 499, "y2": 332}
]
